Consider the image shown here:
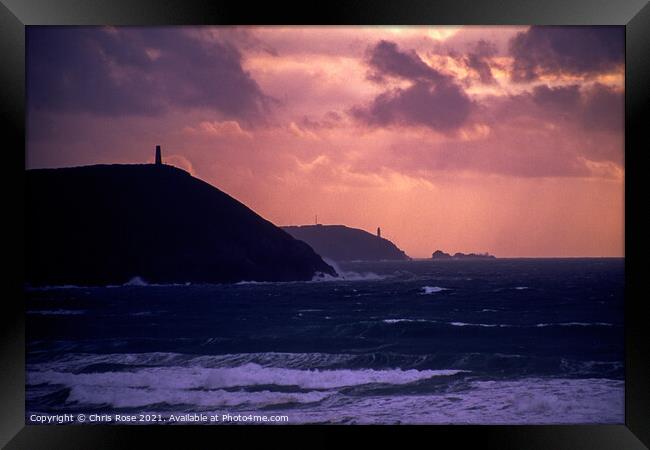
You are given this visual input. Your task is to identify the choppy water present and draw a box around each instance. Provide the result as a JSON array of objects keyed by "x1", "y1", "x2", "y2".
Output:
[{"x1": 26, "y1": 258, "x2": 624, "y2": 424}]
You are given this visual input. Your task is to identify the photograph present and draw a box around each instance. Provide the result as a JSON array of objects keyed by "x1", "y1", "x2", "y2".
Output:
[{"x1": 24, "y1": 25, "x2": 625, "y2": 426}]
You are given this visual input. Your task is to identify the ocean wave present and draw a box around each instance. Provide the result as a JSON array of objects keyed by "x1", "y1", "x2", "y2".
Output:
[
  {"x1": 535, "y1": 322, "x2": 614, "y2": 327},
  {"x1": 317, "y1": 258, "x2": 387, "y2": 282},
  {"x1": 28, "y1": 363, "x2": 466, "y2": 392},
  {"x1": 382, "y1": 319, "x2": 434, "y2": 324},
  {"x1": 26, "y1": 285, "x2": 84, "y2": 291},
  {"x1": 420, "y1": 286, "x2": 450, "y2": 294},
  {"x1": 58, "y1": 377, "x2": 621, "y2": 424},
  {"x1": 108, "y1": 277, "x2": 192, "y2": 288},
  {"x1": 449, "y1": 322, "x2": 505, "y2": 328},
  {"x1": 26, "y1": 351, "x2": 624, "y2": 423},
  {"x1": 255, "y1": 378, "x2": 624, "y2": 425},
  {"x1": 123, "y1": 276, "x2": 148, "y2": 287},
  {"x1": 29, "y1": 351, "x2": 471, "y2": 377},
  {"x1": 66, "y1": 385, "x2": 332, "y2": 408},
  {"x1": 466, "y1": 378, "x2": 623, "y2": 423},
  {"x1": 28, "y1": 352, "x2": 359, "y2": 373},
  {"x1": 28, "y1": 277, "x2": 192, "y2": 290},
  {"x1": 448, "y1": 321, "x2": 615, "y2": 329},
  {"x1": 367, "y1": 319, "x2": 616, "y2": 329},
  {"x1": 311, "y1": 271, "x2": 385, "y2": 282},
  {"x1": 129, "y1": 311, "x2": 155, "y2": 317},
  {"x1": 339, "y1": 272, "x2": 385, "y2": 281},
  {"x1": 27, "y1": 309, "x2": 86, "y2": 316}
]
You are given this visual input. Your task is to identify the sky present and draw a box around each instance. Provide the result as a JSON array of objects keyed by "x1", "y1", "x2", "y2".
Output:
[{"x1": 26, "y1": 26, "x2": 625, "y2": 258}]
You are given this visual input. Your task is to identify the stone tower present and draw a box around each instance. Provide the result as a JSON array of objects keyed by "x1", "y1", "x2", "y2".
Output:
[{"x1": 155, "y1": 145, "x2": 162, "y2": 165}]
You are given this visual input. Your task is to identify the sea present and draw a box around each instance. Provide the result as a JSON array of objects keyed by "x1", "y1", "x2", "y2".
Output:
[{"x1": 25, "y1": 258, "x2": 625, "y2": 424}]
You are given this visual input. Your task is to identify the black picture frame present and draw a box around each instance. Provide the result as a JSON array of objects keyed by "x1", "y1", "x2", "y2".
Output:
[{"x1": 2, "y1": 0, "x2": 648, "y2": 448}]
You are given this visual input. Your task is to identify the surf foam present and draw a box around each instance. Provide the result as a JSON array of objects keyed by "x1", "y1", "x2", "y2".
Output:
[{"x1": 420, "y1": 286, "x2": 450, "y2": 294}]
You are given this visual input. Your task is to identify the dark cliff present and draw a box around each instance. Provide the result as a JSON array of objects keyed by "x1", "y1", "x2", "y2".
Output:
[
  {"x1": 26, "y1": 164, "x2": 336, "y2": 286},
  {"x1": 282, "y1": 225, "x2": 410, "y2": 262}
]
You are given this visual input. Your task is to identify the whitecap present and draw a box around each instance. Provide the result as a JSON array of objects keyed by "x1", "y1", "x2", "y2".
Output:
[
  {"x1": 66, "y1": 385, "x2": 333, "y2": 408},
  {"x1": 383, "y1": 319, "x2": 435, "y2": 324},
  {"x1": 28, "y1": 363, "x2": 467, "y2": 391},
  {"x1": 449, "y1": 321, "x2": 502, "y2": 328},
  {"x1": 123, "y1": 276, "x2": 148, "y2": 286},
  {"x1": 311, "y1": 271, "x2": 385, "y2": 282},
  {"x1": 420, "y1": 286, "x2": 450, "y2": 294}
]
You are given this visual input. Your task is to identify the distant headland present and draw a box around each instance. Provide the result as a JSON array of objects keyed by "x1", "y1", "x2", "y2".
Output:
[
  {"x1": 26, "y1": 146, "x2": 336, "y2": 286},
  {"x1": 431, "y1": 250, "x2": 496, "y2": 260},
  {"x1": 283, "y1": 224, "x2": 410, "y2": 262}
]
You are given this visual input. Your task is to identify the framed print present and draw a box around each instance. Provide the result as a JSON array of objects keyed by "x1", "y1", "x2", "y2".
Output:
[{"x1": 2, "y1": 0, "x2": 648, "y2": 448}]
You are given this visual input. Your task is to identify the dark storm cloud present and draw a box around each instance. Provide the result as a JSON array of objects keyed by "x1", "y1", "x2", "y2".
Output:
[
  {"x1": 464, "y1": 40, "x2": 498, "y2": 85},
  {"x1": 580, "y1": 83, "x2": 624, "y2": 133},
  {"x1": 27, "y1": 27, "x2": 271, "y2": 121},
  {"x1": 353, "y1": 40, "x2": 473, "y2": 132},
  {"x1": 530, "y1": 83, "x2": 622, "y2": 133},
  {"x1": 366, "y1": 40, "x2": 444, "y2": 83},
  {"x1": 532, "y1": 84, "x2": 581, "y2": 110},
  {"x1": 509, "y1": 26, "x2": 624, "y2": 82},
  {"x1": 351, "y1": 81, "x2": 472, "y2": 131}
]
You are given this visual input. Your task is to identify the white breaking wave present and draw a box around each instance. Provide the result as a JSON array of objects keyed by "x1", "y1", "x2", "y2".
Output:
[
  {"x1": 449, "y1": 322, "x2": 509, "y2": 328},
  {"x1": 26, "y1": 351, "x2": 623, "y2": 424},
  {"x1": 28, "y1": 363, "x2": 466, "y2": 392},
  {"x1": 338, "y1": 272, "x2": 385, "y2": 281},
  {"x1": 256, "y1": 378, "x2": 624, "y2": 425},
  {"x1": 123, "y1": 276, "x2": 148, "y2": 286},
  {"x1": 315, "y1": 258, "x2": 386, "y2": 282},
  {"x1": 311, "y1": 271, "x2": 385, "y2": 282},
  {"x1": 66, "y1": 385, "x2": 333, "y2": 408},
  {"x1": 383, "y1": 319, "x2": 434, "y2": 324},
  {"x1": 420, "y1": 286, "x2": 450, "y2": 294}
]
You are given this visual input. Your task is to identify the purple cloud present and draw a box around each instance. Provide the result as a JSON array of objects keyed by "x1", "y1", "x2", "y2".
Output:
[
  {"x1": 352, "y1": 80, "x2": 472, "y2": 131},
  {"x1": 366, "y1": 40, "x2": 444, "y2": 83},
  {"x1": 509, "y1": 26, "x2": 624, "y2": 82},
  {"x1": 27, "y1": 27, "x2": 271, "y2": 122},
  {"x1": 532, "y1": 84, "x2": 581, "y2": 110},
  {"x1": 580, "y1": 83, "x2": 624, "y2": 133},
  {"x1": 353, "y1": 40, "x2": 473, "y2": 132},
  {"x1": 464, "y1": 40, "x2": 498, "y2": 85},
  {"x1": 530, "y1": 83, "x2": 622, "y2": 133}
]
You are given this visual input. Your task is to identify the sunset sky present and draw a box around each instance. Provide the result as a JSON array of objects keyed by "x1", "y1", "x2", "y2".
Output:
[{"x1": 26, "y1": 26, "x2": 624, "y2": 258}]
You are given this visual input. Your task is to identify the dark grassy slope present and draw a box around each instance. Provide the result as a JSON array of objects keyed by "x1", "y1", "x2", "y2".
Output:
[
  {"x1": 282, "y1": 225, "x2": 410, "y2": 262},
  {"x1": 26, "y1": 164, "x2": 336, "y2": 286}
]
